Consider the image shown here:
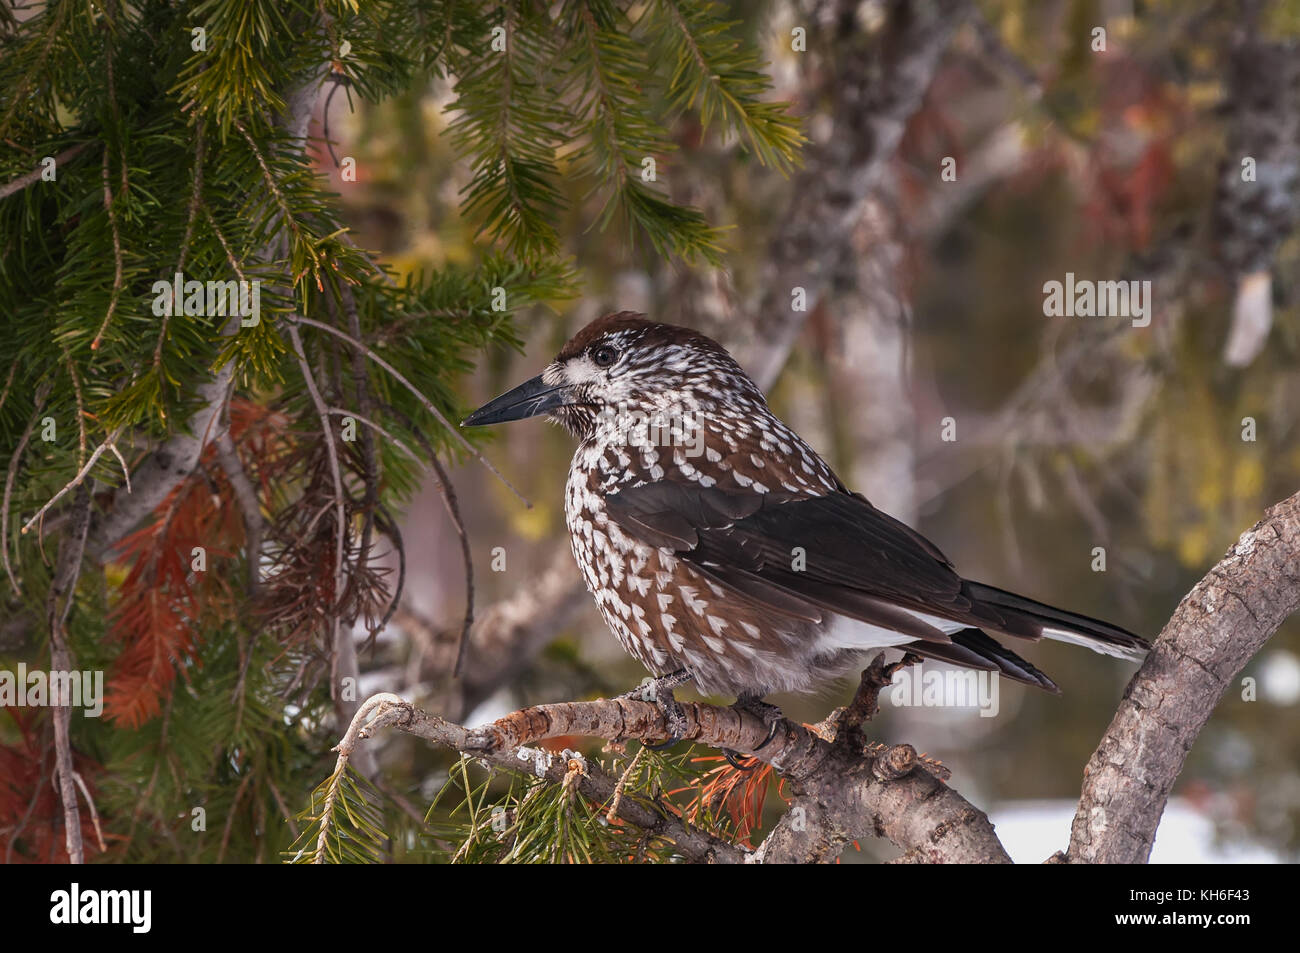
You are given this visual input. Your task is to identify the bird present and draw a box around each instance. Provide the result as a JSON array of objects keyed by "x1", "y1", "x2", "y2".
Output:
[{"x1": 463, "y1": 312, "x2": 1149, "y2": 753}]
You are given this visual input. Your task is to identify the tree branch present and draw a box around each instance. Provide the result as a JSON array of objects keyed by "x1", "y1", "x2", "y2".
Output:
[
  {"x1": 46, "y1": 486, "x2": 92, "y2": 863},
  {"x1": 330, "y1": 694, "x2": 747, "y2": 863},
  {"x1": 1064, "y1": 489, "x2": 1300, "y2": 863},
  {"x1": 340, "y1": 482, "x2": 1300, "y2": 867},
  {"x1": 346, "y1": 657, "x2": 1009, "y2": 864},
  {"x1": 214, "y1": 431, "x2": 264, "y2": 597},
  {"x1": 0, "y1": 142, "x2": 91, "y2": 200}
]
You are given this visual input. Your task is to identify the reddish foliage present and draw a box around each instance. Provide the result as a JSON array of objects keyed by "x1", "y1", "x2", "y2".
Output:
[
  {"x1": 256, "y1": 412, "x2": 397, "y2": 665},
  {"x1": 672, "y1": 753, "x2": 789, "y2": 849},
  {"x1": 0, "y1": 707, "x2": 105, "y2": 862},
  {"x1": 102, "y1": 399, "x2": 287, "y2": 727}
]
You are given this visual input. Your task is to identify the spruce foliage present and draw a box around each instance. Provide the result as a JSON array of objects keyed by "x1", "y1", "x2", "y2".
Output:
[{"x1": 0, "y1": 0, "x2": 801, "y2": 861}]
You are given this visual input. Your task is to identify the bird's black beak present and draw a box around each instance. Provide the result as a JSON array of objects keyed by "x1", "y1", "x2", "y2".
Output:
[{"x1": 461, "y1": 374, "x2": 573, "y2": 426}]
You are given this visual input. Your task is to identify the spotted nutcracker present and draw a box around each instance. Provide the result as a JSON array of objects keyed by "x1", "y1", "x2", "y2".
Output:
[{"x1": 463, "y1": 313, "x2": 1148, "y2": 753}]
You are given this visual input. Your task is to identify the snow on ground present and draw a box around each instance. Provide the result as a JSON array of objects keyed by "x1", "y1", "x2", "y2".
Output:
[{"x1": 990, "y1": 798, "x2": 1280, "y2": 863}]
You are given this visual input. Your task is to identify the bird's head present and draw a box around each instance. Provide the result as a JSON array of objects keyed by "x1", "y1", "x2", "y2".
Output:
[{"x1": 462, "y1": 312, "x2": 762, "y2": 439}]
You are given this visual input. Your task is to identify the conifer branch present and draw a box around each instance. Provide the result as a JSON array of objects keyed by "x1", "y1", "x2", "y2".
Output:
[
  {"x1": 340, "y1": 685, "x2": 1001, "y2": 863},
  {"x1": 85, "y1": 62, "x2": 326, "y2": 559},
  {"x1": 21, "y1": 426, "x2": 125, "y2": 536},
  {"x1": 338, "y1": 693, "x2": 749, "y2": 863},
  {"x1": 0, "y1": 142, "x2": 91, "y2": 200},
  {"x1": 305, "y1": 692, "x2": 402, "y2": 864},
  {"x1": 288, "y1": 314, "x2": 532, "y2": 507}
]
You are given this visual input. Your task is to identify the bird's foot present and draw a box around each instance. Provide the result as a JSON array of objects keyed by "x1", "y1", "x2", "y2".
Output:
[
  {"x1": 722, "y1": 695, "x2": 784, "y2": 771},
  {"x1": 620, "y1": 670, "x2": 693, "y2": 749},
  {"x1": 721, "y1": 748, "x2": 755, "y2": 771}
]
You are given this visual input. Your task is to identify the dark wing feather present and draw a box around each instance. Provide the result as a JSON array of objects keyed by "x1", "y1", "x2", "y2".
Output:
[
  {"x1": 604, "y1": 478, "x2": 1147, "y2": 678},
  {"x1": 604, "y1": 481, "x2": 1027, "y2": 646}
]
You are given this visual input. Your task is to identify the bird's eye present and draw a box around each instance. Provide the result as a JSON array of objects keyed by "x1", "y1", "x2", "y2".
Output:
[{"x1": 591, "y1": 344, "x2": 619, "y2": 368}]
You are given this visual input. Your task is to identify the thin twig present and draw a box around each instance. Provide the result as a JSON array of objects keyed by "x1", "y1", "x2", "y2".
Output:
[
  {"x1": 285, "y1": 323, "x2": 346, "y2": 603},
  {"x1": 606, "y1": 746, "x2": 645, "y2": 823},
  {"x1": 234, "y1": 119, "x2": 322, "y2": 282},
  {"x1": 337, "y1": 286, "x2": 382, "y2": 642},
  {"x1": 71, "y1": 771, "x2": 106, "y2": 853},
  {"x1": 215, "y1": 432, "x2": 263, "y2": 597},
  {"x1": 0, "y1": 361, "x2": 16, "y2": 415},
  {"x1": 288, "y1": 314, "x2": 530, "y2": 507},
  {"x1": 47, "y1": 486, "x2": 92, "y2": 863},
  {"x1": 0, "y1": 142, "x2": 90, "y2": 200},
  {"x1": 154, "y1": 121, "x2": 207, "y2": 370},
  {"x1": 21, "y1": 427, "x2": 125, "y2": 535},
  {"x1": 380, "y1": 401, "x2": 475, "y2": 676},
  {"x1": 107, "y1": 442, "x2": 131, "y2": 493},
  {"x1": 216, "y1": 772, "x2": 254, "y2": 865},
  {"x1": 89, "y1": 142, "x2": 124, "y2": 352},
  {"x1": 62, "y1": 345, "x2": 87, "y2": 470},
  {"x1": 373, "y1": 502, "x2": 406, "y2": 637},
  {"x1": 325, "y1": 408, "x2": 419, "y2": 460},
  {"x1": 431, "y1": 453, "x2": 474, "y2": 677},
  {"x1": 201, "y1": 200, "x2": 248, "y2": 282},
  {"x1": 266, "y1": 775, "x2": 301, "y2": 839},
  {"x1": 3, "y1": 380, "x2": 52, "y2": 595},
  {"x1": 286, "y1": 321, "x2": 365, "y2": 768}
]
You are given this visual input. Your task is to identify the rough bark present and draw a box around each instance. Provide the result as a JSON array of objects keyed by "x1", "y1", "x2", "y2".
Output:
[
  {"x1": 354, "y1": 654, "x2": 1009, "y2": 864},
  {"x1": 737, "y1": 0, "x2": 971, "y2": 391},
  {"x1": 1065, "y1": 489, "x2": 1300, "y2": 863}
]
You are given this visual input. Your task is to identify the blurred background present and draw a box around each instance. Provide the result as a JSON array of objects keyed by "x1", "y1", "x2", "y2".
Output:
[{"x1": 324, "y1": 0, "x2": 1299, "y2": 861}]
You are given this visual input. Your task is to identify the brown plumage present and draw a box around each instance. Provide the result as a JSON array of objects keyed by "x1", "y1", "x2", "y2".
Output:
[{"x1": 464, "y1": 313, "x2": 1148, "y2": 706}]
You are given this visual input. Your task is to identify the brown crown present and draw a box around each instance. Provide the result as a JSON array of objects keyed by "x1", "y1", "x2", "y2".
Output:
[{"x1": 555, "y1": 312, "x2": 730, "y2": 363}]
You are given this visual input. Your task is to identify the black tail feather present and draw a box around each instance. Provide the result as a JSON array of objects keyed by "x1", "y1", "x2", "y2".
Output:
[
  {"x1": 964, "y1": 581, "x2": 1149, "y2": 662},
  {"x1": 906, "y1": 628, "x2": 1061, "y2": 694}
]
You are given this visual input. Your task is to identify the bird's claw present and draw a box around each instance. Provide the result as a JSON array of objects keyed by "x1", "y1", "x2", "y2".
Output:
[
  {"x1": 722, "y1": 695, "x2": 784, "y2": 770},
  {"x1": 621, "y1": 671, "x2": 693, "y2": 749},
  {"x1": 641, "y1": 695, "x2": 689, "y2": 749},
  {"x1": 722, "y1": 748, "x2": 753, "y2": 770}
]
